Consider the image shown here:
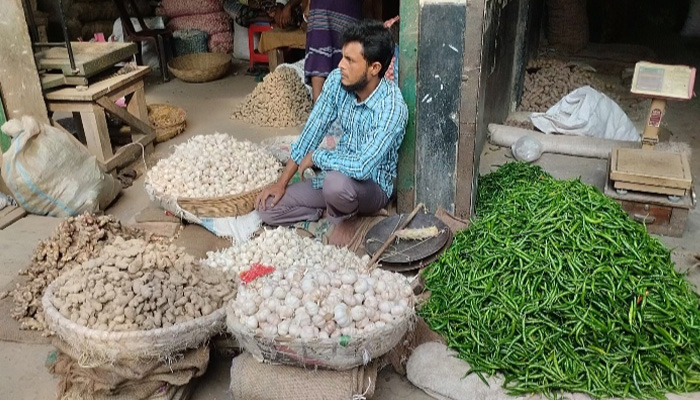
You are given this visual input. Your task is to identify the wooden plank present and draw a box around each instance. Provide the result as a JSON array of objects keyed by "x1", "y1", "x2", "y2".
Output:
[
  {"x1": 604, "y1": 174, "x2": 693, "y2": 209},
  {"x1": 47, "y1": 101, "x2": 95, "y2": 113},
  {"x1": 0, "y1": 0, "x2": 49, "y2": 124},
  {"x1": 396, "y1": 0, "x2": 419, "y2": 213},
  {"x1": 106, "y1": 80, "x2": 144, "y2": 105},
  {"x1": 614, "y1": 181, "x2": 686, "y2": 196},
  {"x1": 267, "y1": 49, "x2": 284, "y2": 72},
  {"x1": 610, "y1": 148, "x2": 692, "y2": 189},
  {"x1": 97, "y1": 96, "x2": 155, "y2": 136},
  {"x1": 123, "y1": 83, "x2": 148, "y2": 121},
  {"x1": 104, "y1": 132, "x2": 155, "y2": 171},
  {"x1": 455, "y1": 0, "x2": 486, "y2": 219},
  {"x1": 40, "y1": 73, "x2": 89, "y2": 90},
  {"x1": 80, "y1": 105, "x2": 113, "y2": 163},
  {"x1": 0, "y1": 206, "x2": 27, "y2": 229},
  {"x1": 36, "y1": 42, "x2": 138, "y2": 77},
  {"x1": 44, "y1": 66, "x2": 151, "y2": 102}
]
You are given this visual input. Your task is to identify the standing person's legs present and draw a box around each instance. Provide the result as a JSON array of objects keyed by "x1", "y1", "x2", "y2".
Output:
[
  {"x1": 259, "y1": 180, "x2": 326, "y2": 226},
  {"x1": 322, "y1": 171, "x2": 388, "y2": 223},
  {"x1": 311, "y1": 76, "x2": 325, "y2": 102}
]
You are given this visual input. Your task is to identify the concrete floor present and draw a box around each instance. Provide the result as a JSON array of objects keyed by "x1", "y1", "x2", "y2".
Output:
[{"x1": 0, "y1": 62, "x2": 431, "y2": 400}]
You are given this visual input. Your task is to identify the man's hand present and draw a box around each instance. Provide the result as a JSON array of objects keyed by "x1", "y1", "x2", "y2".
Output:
[
  {"x1": 298, "y1": 151, "x2": 315, "y2": 181},
  {"x1": 256, "y1": 182, "x2": 286, "y2": 211},
  {"x1": 279, "y1": 4, "x2": 293, "y2": 27}
]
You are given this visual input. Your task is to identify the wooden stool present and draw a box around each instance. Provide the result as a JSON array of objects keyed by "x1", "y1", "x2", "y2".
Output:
[{"x1": 44, "y1": 66, "x2": 155, "y2": 173}]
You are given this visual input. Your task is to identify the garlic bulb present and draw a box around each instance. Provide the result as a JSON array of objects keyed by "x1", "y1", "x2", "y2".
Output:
[
  {"x1": 145, "y1": 133, "x2": 280, "y2": 199},
  {"x1": 222, "y1": 228, "x2": 414, "y2": 340}
]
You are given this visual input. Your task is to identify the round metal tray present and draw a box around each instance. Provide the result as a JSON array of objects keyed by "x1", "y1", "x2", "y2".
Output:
[{"x1": 364, "y1": 213, "x2": 450, "y2": 265}]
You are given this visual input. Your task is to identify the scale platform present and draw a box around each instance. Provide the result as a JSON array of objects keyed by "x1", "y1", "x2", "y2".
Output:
[
  {"x1": 610, "y1": 148, "x2": 692, "y2": 197},
  {"x1": 36, "y1": 42, "x2": 138, "y2": 89}
]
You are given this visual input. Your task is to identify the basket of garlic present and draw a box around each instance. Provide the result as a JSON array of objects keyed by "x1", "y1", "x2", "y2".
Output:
[
  {"x1": 204, "y1": 228, "x2": 415, "y2": 370},
  {"x1": 42, "y1": 237, "x2": 236, "y2": 365},
  {"x1": 144, "y1": 133, "x2": 281, "y2": 220}
]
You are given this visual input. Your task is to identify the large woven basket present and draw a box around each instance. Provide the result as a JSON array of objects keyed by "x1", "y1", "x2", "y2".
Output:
[
  {"x1": 226, "y1": 305, "x2": 414, "y2": 371},
  {"x1": 168, "y1": 53, "x2": 231, "y2": 83},
  {"x1": 42, "y1": 273, "x2": 227, "y2": 366},
  {"x1": 176, "y1": 188, "x2": 263, "y2": 218},
  {"x1": 145, "y1": 181, "x2": 266, "y2": 219},
  {"x1": 148, "y1": 104, "x2": 187, "y2": 143}
]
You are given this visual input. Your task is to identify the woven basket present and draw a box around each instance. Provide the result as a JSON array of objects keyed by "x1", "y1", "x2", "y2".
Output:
[
  {"x1": 177, "y1": 188, "x2": 263, "y2": 218},
  {"x1": 173, "y1": 29, "x2": 209, "y2": 57},
  {"x1": 226, "y1": 305, "x2": 414, "y2": 371},
  {"x1": 144, "y1": 181, "x2": 269, "y2": 220},
  {"x1": 148, "y1": 104, "x2": 187, "y2": 143},
  {"x1": 168, "y1": 53, "x2": 231, "y2": 83},
  {"x1": 42, "y1": 273, "x2": 227, "y2": 365}
]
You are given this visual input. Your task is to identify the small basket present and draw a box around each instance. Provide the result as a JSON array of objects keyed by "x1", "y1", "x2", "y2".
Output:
[
  {"x1": 226, "y1": 305, "x2": 414, "y2": 371},
  {"x1": 148, "y1": 104, "x2": 187, "y2": 143},
  {"x1": 168, "y1": 53, "x2": 231, "y2": 83},
  {"x1": 42, "y1": 274, "x2": 226, "y2": 365},
  {"x1": 173, "y1": 29, "x2": 209, "y2": 57}
]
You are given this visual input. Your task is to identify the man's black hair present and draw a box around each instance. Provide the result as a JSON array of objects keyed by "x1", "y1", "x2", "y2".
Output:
[{"x1": 342, "y1": 19, "x2": 395, "y2": 78}]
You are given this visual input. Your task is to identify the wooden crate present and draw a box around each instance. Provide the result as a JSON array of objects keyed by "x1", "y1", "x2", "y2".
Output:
[{"x1": 604, "y1": 177, "x2": 693, "y2": 237}]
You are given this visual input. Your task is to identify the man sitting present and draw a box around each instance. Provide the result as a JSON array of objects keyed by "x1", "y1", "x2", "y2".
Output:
[{"x1": 256, "y1": 19, "x2": 408, "y2": 225}]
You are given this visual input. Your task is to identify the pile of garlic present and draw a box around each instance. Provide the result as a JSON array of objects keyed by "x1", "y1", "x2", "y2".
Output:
[
  {"x1": 51, "y1": 237, "x2": 234, "y2": 332},
  {"x1": 203, "y1": 227, "x2": 368, "y2": 275},
  {"x1": 230, "y1": 263, "x2": 413, "y2": 339},
  {"x1": 145, "y1": 133, "x2": 280, "y2": 199},
  {"x1": 206, "y1": 228, "x2": 414, "y2": 340}
]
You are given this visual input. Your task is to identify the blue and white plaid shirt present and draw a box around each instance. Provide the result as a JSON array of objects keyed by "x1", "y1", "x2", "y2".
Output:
[{"x1": 290, "y1": 69, "x2": 408, "y2": 198}]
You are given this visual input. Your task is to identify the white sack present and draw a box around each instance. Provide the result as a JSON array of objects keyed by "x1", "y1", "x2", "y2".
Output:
[
  {"x1": 1, "y1": 116, "x2": 121, "y2": 217},
  {"x1": 530, "y1": 86, "x2": 640, "y2": 142}
]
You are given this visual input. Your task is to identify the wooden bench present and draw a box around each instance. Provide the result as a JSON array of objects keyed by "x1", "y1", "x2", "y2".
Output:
[{"x1": 44, "y1": 66, "x2": 155, "y2": 173}]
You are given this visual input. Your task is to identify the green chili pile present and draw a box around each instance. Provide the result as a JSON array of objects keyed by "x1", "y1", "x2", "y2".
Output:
[{"x1": 420, "y1": 162, "x2": 700, "y2": 399}]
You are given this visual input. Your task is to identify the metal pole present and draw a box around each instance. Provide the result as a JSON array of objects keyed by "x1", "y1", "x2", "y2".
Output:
[
  {"x1": 56, "y1": 0, "x2": 77, "y2": 74},
  {"x1": 22, "y1": 0, "x2": 40, "y2": 43}
]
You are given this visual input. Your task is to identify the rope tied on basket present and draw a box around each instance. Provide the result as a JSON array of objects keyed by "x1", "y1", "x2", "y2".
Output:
[{"x1": 351, "y1": 377, "x2": 373, "y2": 400}]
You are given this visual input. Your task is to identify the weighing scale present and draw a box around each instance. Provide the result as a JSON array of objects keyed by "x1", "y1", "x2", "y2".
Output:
[{"x1": 606, "y1": 61, "x2": 696, "y2": 237}]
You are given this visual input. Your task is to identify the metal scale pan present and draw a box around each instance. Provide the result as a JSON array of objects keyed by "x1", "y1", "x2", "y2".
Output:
[{"x1": 364, "y1": 213, "x2": 451, "y2": 272}]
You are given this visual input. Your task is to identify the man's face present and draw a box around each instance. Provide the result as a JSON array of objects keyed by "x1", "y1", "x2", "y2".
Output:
[{"x1": 339, "y1": 42, "x2": 370, "y2": 92}]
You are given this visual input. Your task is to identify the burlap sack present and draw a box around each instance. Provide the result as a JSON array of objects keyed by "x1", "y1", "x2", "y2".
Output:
[
  {"x1": 48, "y1": 338, "x2": 209, "y2": 400},
  {"x1": 230, "y1": 352, "x2": 378, "y2": 400},
  {"x1": 547, "y1": 0, "x2": 589, "y2": 53},
  {"x1": 384, "y1": 316, "x2": 445, "y2": 376}
]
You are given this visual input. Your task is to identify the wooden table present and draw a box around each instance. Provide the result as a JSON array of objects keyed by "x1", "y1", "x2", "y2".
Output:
[
  {"x1": 259, "y1": 28, "x2": 306, "y2": 71},
  {"x1": 44, "y1": 66, "x2": 155, "y2": 172}
]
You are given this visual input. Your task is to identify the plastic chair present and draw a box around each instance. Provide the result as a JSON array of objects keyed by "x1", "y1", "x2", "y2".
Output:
[
  {"x1": 112, "y1": 0, "x2": 174, "y2": 81},
  {"x1": 248, "y1": 22, "x2": 272, "y2": 69}
]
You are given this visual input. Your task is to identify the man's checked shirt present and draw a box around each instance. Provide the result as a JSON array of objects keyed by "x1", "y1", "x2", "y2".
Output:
[{"x1": 289, "y1": 68, "x2": 408, "y2": 198}]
